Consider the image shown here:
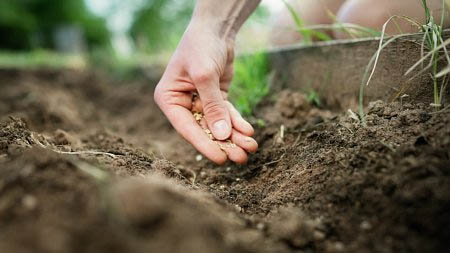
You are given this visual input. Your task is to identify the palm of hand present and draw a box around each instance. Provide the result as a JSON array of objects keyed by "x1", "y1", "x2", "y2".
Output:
[{"x1": 154, "y1": 28, "x2": 257, "y2": 164}]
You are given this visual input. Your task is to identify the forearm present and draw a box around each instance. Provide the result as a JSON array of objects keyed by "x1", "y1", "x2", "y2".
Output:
[{"x1": 190, "y1": 0, "x2": 261, "y2": 40}]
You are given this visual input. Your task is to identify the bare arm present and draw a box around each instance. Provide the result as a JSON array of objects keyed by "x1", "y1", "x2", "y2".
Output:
[{"x1": 191, "y1": 0, "x2": 261, "y2": 40}]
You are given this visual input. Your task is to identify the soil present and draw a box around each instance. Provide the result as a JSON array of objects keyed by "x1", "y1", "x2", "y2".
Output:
[{"x1": 0, "y1": 69, "x2": 449, "y2": 253}]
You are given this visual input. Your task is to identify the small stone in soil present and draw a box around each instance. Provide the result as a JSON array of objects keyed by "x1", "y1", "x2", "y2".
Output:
[
  {"x1": 313, "y1": 231, "x2": 326, "y2": 241},
  {"x1": 22, "y1": 195, "x2": 37, "y2": 210},
  {"x1": 256, "y1": 223, "x2": 265, "y2": 230},
  {"x1": 360, "y1": 221, "x2": 372, "y2": 230}
]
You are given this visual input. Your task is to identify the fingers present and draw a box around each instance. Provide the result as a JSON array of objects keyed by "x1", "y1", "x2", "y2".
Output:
[
  {"x1": 155, "y1": 79, "x2": 256, "y2": 164},
  {"x1": 193, "y1": 73, "x2": 232, "y2": 141},
  {"x1": 192, "y1": 99, "x2": 255, "y2": 137},
  {"x1": 226, "y1": 101, "x2": 255, "y2": 136},
  {"x1": 163, "y1": 106, "x2": 227, "y2": 165},
  {"x1": 192, "y1": 97, "x2": 202, "y2": 112},
  {"x1": 230, "y1": 130, "x2": 258, "y2": 153},
  {"x1": 217, "y1": 140, "x2": 249, "y2": 164},
  {"x1": 191, "y1": 90, "x2": 228, "y2": 112},
  {"x1": 199, "y1": 118, "x2": 256, "y2": 164}
]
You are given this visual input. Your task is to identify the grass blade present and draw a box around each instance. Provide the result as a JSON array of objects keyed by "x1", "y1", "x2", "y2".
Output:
[
  {"x1": 366, "y1": 15, "x2": 420, "y2": 86},
  {"x1": 405, "y1": 38, "x2": 450, "y2": 76},
  {"x1": 282, "y1": 0, "x2": 312, "y2": 43}
]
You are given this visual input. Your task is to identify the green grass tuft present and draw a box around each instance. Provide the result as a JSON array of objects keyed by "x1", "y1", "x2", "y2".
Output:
[
  {"x1": 306, "y1": 90, "x2": 322, "y2": 107},
  {"x1": 419, "y1": 0, "x2": 449, "y2": 107},
  {"x1": 359, "y1": 0, "x2": 449, "y2": 123}
]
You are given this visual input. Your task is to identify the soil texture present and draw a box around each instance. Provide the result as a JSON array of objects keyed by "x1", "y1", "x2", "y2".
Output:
[{"x1": 0, "y1": 69, "x2": 449, "y2": 253}]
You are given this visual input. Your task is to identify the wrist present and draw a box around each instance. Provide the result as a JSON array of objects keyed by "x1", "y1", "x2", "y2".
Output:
[
  {"x1": 190, "y1": 0, "x2": 261, "y2": 41},
  {"x1": 189, "y1": 13, "x2": 238, "y2": 41},
  {"x1": 185, "y1": 18, "x2": 237, "y2": 53}
]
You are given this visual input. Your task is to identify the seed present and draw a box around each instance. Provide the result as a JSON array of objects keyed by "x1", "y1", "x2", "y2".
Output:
[
  {"x1": 191, "y1": 103, "x2": 237, "y2": 150},
  {"x1": 193, "y1": 112, "x2": 203, "y2": 121}
]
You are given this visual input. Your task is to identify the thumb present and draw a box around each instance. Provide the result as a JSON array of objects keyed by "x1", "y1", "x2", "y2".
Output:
[{"x1": 194, "y1": 74, "x2": 231, "y2": 141}]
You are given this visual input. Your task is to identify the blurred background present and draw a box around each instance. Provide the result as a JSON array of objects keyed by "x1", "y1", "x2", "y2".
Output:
[{"x1": 0, "y1": 0, "x2": 281, "y2": 73}]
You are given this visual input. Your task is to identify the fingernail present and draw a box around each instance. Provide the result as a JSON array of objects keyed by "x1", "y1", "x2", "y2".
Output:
[
  {"x1": 213, "y1": 120, "x2": 230, "y2": 140},
  {"x1": 245, "y1": 137, "x2": 253, "y2": 142}
]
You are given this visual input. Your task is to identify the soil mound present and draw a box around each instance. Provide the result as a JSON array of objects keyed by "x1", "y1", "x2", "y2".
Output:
[{"x1": 0, "y1": 69, "x2": 449, "y2": 253}]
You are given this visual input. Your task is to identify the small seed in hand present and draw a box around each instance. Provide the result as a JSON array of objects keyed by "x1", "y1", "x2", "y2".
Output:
[
  {"x1": 193, "y1": 112, "x2": 203, "y2": 122},
  {"x1": 191, "y1": 104, "x2": 237, "y2": 150}
]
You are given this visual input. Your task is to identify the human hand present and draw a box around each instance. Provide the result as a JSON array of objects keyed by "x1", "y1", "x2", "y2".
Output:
[{"x1": 154, "y1": 22, "x2": 258, "y2": 164}]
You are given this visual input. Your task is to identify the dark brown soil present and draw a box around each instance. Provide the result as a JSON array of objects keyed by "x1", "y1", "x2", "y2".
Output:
[{"x1": 0, "y1": 69, "x2": 449, "y2": 253}]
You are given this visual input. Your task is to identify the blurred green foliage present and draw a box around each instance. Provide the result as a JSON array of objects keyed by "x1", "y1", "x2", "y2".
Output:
[
  {"x1": 247, "y1": 4, "x2": 271, "y2": 24},
  {"x1": 0, "y1": 49, "x2": 85, "y2": 68},
  {"x1": 88, "y1": 47, "x2": 144, "y2": 81},
  {"x1": 306, "y1": 90, "x2": 322, "y2": 107},
  {"x1": 129, "y1": 1, "x2": 269, "y2": 53},
  {"x1": 129, "y1": 0, "x2": 194, "y2": 53},
  {"x1": 229, "y1": 52, "x2": 270, "y2": 116},
  {"x1": 0, "y1": 0, "x2": 110, "y2": 50}
]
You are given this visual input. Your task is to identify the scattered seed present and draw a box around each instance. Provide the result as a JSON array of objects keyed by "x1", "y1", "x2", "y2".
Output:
[
  {"x1": 256, "y1": 223, "x2": 265, "y2": 230},
  {"x1": 22, "y1": 195, "x2": 37, "y2": 210},
  {"x1": 333, "y1": 242, "x2": 345, "y2": 252},
  {"x1": 313, "y1": 231, "x2": 326, "y2": 241},
  {"x1": 190, "y1": 98, "x2": 237, "y2": 151},
  {"x1": 360, "y1": 221, "x2": 372, "y2": 230},
  {"x1": 193, "y1": 112, "x2": 203, "y2": 121},
  {"x1": 348, "y1": 109, "x2": 360, "y2": 121}
]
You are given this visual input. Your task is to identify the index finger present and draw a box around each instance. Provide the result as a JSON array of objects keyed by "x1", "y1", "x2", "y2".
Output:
[{"x1": 163, "y1": 105, "x2": 228, "y2": 165}]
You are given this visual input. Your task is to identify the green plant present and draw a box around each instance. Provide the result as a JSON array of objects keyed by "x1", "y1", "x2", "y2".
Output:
[
  {"x1": 359, "y1": 15, "x2": 417, "y2": 123},
  {"x1": 229, "y1": 52, "x2": 270, "y2": 116},
  {"x1": 407, "y1": 0, "x2": 449, "y2": 108},
  {"x1": 306, "y1": 90, "x2": 322, "y2": 107},
  {"x1": 360, "y1": 0, "x2": 449, "y2": 123}
]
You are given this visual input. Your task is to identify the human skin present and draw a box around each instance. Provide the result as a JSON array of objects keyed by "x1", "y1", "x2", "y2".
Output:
[
  {"x1": 154, "y1": 0, "x2": 261, "y2": 164},
  {"x1": 335, "y1": 0, "x2": 450, "y2": 39},
  {"x1": 271, "y1": 0, "x2": 450, "y2": 46},
  {"x1": 271, "y1": 0, "x2": 346, "y2": 46},
  {"x1": 155, "y1": 0, "x2": 448, "y2": 164}
]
